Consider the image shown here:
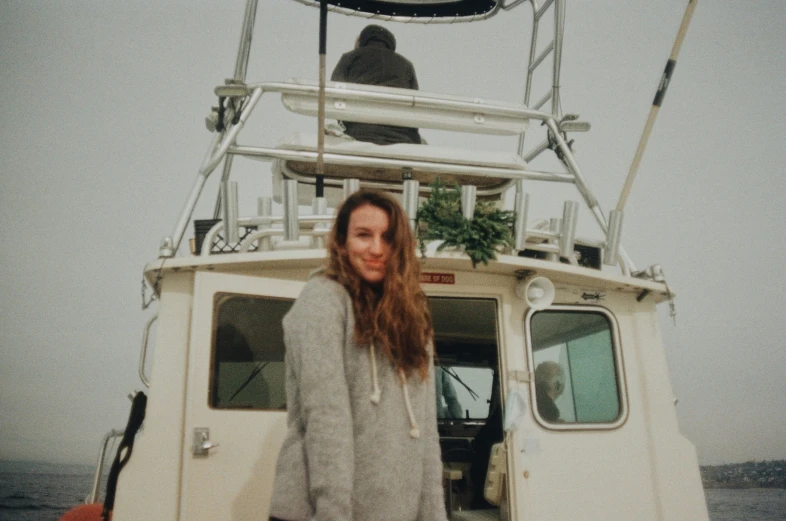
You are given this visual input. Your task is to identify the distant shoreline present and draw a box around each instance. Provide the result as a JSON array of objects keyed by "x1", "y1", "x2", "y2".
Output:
[{"x1": 701, "y1": 460, "x2": 786, "y2": 489}]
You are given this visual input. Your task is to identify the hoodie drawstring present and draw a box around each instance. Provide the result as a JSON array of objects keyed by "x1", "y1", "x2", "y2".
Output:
[
  {"x1": 369, "y1": 342, "x2": 381, "y2": 404},
  {"x1": 367, "y1": 343, "x2": 421, "y2": 439},
  {"x1": 399, "y1": 369, "x2": 421, "y2": 439}
]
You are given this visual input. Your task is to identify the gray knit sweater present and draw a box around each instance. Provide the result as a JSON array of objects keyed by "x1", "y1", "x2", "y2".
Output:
[{"x1": 269, "y1": 275, "x2": 447, "y2": 521}]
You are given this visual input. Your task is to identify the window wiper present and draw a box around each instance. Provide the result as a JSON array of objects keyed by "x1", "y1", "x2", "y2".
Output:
[
  {"x1": 230, "y1": 361, "x2": 269, "y2": 402},
  {"x1": 443, "y1": 367, "x2": 480, "y2": 401}
]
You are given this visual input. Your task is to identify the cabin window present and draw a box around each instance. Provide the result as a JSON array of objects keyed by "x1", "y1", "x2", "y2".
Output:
[
  {"x1": 435, "y1": 365, "x2": 494, "y2": 420},
  {"x1": 210, "y1": 293, "x2": 294, "y2": 409},
  {"x1": 529, "y1": 308, "x2": 621, "y2": 424}
]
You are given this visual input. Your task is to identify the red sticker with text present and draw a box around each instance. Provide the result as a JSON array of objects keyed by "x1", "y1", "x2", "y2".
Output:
[{"x1": 420, "y1": 272, "x2": 455, "y2": 284}]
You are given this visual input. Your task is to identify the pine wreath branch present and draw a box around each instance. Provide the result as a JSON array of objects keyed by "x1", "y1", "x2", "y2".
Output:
[{"x1": 416, "y1": 180, "x2": 515, "y2": 268}]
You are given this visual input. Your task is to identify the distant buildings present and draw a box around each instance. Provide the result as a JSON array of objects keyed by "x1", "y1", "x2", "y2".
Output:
[{"x1": 701, "y1": 460, "x2": 786, "y2": 488}]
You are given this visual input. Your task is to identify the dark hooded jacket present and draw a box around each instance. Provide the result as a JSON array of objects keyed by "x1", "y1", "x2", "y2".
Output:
[{"x1": 331, "y1": 25, "x2": 422, "y2": 145}]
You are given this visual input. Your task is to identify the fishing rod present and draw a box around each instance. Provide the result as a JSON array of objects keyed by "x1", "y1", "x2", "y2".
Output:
[
  {"x1": 315, "y1": 0, "x2": 328, "y2": 198},
  {"x1": 615, "y1": 0, "x2": 698, "y2": 212}
]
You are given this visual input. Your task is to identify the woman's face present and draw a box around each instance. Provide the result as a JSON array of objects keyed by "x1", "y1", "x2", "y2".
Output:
[{"x1": 345, "y1": 203, "x2": 392, "y2": 284}]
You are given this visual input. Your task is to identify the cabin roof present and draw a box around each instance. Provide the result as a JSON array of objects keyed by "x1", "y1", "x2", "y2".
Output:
[{"x1": 144, "y1": 250, "x2": 673, "y2": 304}]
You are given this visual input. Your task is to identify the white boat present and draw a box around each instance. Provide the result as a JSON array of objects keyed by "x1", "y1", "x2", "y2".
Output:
[{"x1": 75, "y1": 1, "x2": 709, "y2": 520}]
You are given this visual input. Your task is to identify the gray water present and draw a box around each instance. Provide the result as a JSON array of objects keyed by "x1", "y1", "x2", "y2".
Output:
[
  {"x1": 704, "y1": 488, "x2": 786, "y2": 521},
  {"x1": 0, "y1": 461, "x2": 94, "y2": 521},
  {"x1": 1, "y1": 460, "x2": 784, "y2": 521}
]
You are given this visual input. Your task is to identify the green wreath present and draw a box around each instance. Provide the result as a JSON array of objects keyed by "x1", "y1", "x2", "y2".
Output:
[{"x1": 416, "y1": 180, "x2": 515, "y2": 268}]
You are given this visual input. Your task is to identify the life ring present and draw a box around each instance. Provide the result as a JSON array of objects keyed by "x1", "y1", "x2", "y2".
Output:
[{"x1": 58, "y1": 503, "x2": 105, "y2": 521}]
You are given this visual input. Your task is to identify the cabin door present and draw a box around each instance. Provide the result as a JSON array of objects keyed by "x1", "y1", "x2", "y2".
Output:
[
  {"x1": 180, "y1": 272, "x2": 304, "y2": 521},
  {"x1": 516, "y1": 305, "x2": 658, "y2": 520}
]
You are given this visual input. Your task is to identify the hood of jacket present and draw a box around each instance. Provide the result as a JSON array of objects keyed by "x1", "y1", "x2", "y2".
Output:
[{"x1": 358, "y1": 24, "x2": 396, "y2": 51}]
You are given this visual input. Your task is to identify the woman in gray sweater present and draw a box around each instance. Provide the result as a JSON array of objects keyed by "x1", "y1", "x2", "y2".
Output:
[{"x1": 268, "y1": 190, "x2": 448, "y2": 521}]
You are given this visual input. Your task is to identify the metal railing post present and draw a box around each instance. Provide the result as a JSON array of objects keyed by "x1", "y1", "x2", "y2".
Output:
[
  {"x1": 402, "y1": 179, "x2": 420, "y2": 231},
  {"x1": 283, "y1": 179, "x2": 300, "y2": 241},
  {"x1": 257, "y1": 196, "x2": 273, "y2": 251},
  {"x1": 460, "y1": 185, "x2": 477, "y2": 220},
  {"x1": 559, "y1": 201, "x2": 578, "y2": 258},
  {"x1": 514, "y1": 186, "x2": 530, "y2": 251}
]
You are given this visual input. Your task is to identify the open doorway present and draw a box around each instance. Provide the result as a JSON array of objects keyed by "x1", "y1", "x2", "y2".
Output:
[{"x1": 429, "y1": 297, "x2": 506, "y2": 520}]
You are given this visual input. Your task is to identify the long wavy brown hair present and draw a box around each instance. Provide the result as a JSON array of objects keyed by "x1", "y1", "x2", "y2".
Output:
[{"x1": 325, "y1": 190, "x2": 433, "y2": 379}]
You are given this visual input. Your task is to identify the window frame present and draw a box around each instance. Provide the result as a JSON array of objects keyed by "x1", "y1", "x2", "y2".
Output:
[
  {"x1": 208, "y1": 291, "x2": 294, "y2": 411},
  {"x1": 525, "y1": 304, "x2": 628, "y2": 430}
]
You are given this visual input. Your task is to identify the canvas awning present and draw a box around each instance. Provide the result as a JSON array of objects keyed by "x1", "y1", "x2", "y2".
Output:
[{"x1": 290, "y1": 0, "x2": 504, "y2": 22}]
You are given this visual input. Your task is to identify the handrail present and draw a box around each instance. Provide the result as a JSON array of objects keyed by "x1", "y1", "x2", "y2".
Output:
[
  {"x1": 196, "y1": 193, "x2": 624, "y2": 269},
  {"x1": 267, "y1": 81, "x2": 549, "y2": 121},
  {"x1": 87, "y1": 429, "x2": 124, "y2": 504},
  {"x1": 164, "y1": 87, "x2": 264, "y2": 257},
  {"x1": 139, "y1": 313, "x2": 158, "y2": 387},
  {"x1": 230, "y1": 144, "x2": 575, "y2": 183}
]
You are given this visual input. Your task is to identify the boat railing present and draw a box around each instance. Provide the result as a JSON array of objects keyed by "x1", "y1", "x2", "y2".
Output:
[
  {"x1": 156, "y1": 0, "x2": 636, "y2": 275},
  {"x1": 191, "y1": 174, "x2": 623, "y2": 279},
  {"x1": 86, "y1": 428, "x2": 124, "y2": 504},
  {"x1": 162, "y1": 78, "x2": 630, "y2": 273}
]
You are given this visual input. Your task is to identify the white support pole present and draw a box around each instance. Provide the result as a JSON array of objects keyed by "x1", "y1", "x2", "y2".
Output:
[
  {"x1": 402, "y1": 179, "x2": 420, "y2": 231},
  {"x1": 559, "y1": 201, "x2": 579, "y2": 258},
  {"x1": 283, "y1": 179, "x2": 299, "y2": 241},
  {"x1": 257, "y1": 196, "x2": 273, "y2": 251},
  {"x1": 461, "y1": 185, "x2": 477, "y2": 220}
]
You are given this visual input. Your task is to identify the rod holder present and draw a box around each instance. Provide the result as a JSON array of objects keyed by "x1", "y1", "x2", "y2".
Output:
[
  {"x1": 402, "y1": 179, "x2": 420, "y2": 231},
  {"x1": 343, "y1": 178, "x2": 360, "y2": 199},
  {"x1": 461, "y1": 185, "x2": 477, "y2": 220},
  {"x1": 221, "y1": 181, "x2": 240, "y2": 245},
  {"x1": 514, "y1": 191, "x2": 530, "y2": 251},
  {"x1": 604, "y1": 209, "x2": 624, "y2": 266},
  {"x1": 257, "y1": 196, "x2": 273, "y2": 251},
  {"x1": 159, "y1": 236, "x2": 174, "y2": 258},
  {"x1": 311, "y1": 197, "x2": 328, "y2": 249},
  {"x1": 548, "y1": 218, "x2": 561, "y2": 262},
  {"x1": 283, "y1": 179, "x2": 299, "y2": 241},
  {"x1": 559, "y1": 201, "x2": 579, "y2": 258}
]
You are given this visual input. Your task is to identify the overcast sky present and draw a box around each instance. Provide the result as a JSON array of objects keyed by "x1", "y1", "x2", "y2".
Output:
[{"x1": 1, "y1": 1, "x2": 784, "y2": 467}]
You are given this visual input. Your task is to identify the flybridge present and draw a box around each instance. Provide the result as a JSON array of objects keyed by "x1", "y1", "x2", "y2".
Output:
[
  {"x1": 161, "y1": 0, "x2": 636, "y2": 276},
  {"x1": 186, "y1": 79, "x2": 620, "y2": 269}
]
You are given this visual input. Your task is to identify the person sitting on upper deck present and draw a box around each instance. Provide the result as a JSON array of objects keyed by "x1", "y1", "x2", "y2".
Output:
[{"x1": 331, "y1": 24, "x2": 423, "y2": 146}]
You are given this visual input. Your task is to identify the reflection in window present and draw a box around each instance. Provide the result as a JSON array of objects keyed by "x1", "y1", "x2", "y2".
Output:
[
  {"x1": 435, "y1": 365, "x2": 494, "y2": 420},
  {"x1": 211, "y1": 294, "x2": 293, "y2": 409},
  {"x1": 530, "y1": 310, "x2": 620, "y2": 424}
]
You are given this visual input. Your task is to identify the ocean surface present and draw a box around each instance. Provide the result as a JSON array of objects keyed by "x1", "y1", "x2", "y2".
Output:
[
  {"x1": 1, "y1": 460, "x2": 785, "y2": 521},
  {"x1": 0, "y1": 461, "x2": 96, "y2": 521}
]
